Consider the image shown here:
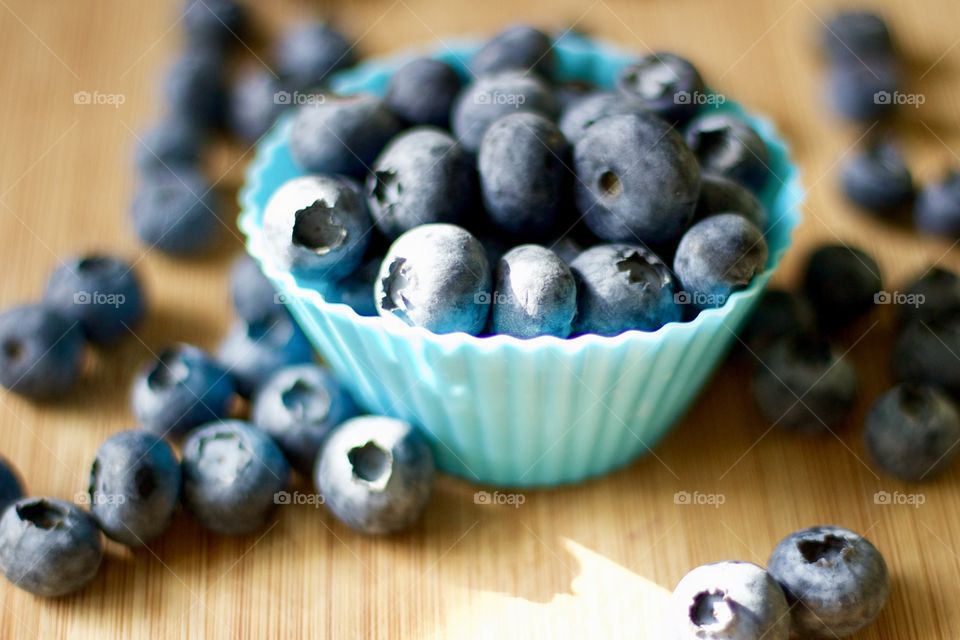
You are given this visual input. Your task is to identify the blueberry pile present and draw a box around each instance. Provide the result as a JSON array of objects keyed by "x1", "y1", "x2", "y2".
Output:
[
  {"x1": 823, "y1": 11, "x2": 960, "y2": 235},
  {"x1": 671, "y1": 525, "x2": 889, "y2": 638},
  {"x1": 257, "y1": 25, "x2": 777, "y2": 338}
]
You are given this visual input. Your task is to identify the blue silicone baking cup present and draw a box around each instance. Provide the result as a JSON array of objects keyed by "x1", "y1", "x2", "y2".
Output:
[{"x1": 238, "y1": 37, "x2": 804, "y2": 487}]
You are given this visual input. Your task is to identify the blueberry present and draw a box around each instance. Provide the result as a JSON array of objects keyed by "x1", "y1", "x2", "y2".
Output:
[
  {"x1": 0, "y1": 456, "x2": 23, "y2": 514},
  {"x1": 0, "y1": 304, "x2": 84, "y2": 400},
  {"x1": 670, "y1": 561, "x2": 790, "y2": 640},
  {"x1": 229, "y1": 255, "x2": 278, "y2": 324},
  {"x1": 375, "y1": 224, "x2": 491, "y2": 335},
  {"x1": 915, "y1": 170, "x2": 960, "y2": 236},
  {"x1": 893, "y1": 314, "x2": 960, "y2": 399},
  {"x1": 181, "y1": 420, "x2": 290, "y2": 536},
  {"x1": 132, "y1": 343, "x2": 236, "y2": 439},
  {"x1": 751, "y1": 335, "x2": 857, "y2": 434},
  {"x1": 252, "y1": 364, "x2": 357, "y2": 475},
  {"x1": 451, "y1": 71, "x2": 557, "y2": 154},
  {"x1": 0, "y1": 498, "x2": 102, "y2": 597},
  {"x1": 470, "y1": 24, "x2": 555, "y2": 78},
  {"x1": 275, "y1": 21, "x2": 354, "y2": 91},
  {"x1": 740, "y1": 289, "x2": 815, "y2": 353},
  {"x1": 479, "y1": 112, "x2": 569, "y2": 237},
  {"x1": 826, "y1": 59, "x2": 899, "y2": 122},
  {"x1": 897, "y1": 267, "x2": 960, "y2": 327},
  {"x1": 88, "y1": 430, "x2": 181, "y2": 546},
  {"x1": 262, "y1": 175, "x2": 372, "y2": 280},
  {"x1": 840, "y1": 138, "x2": 914, "y2": 214},
  {"x1": 315, "y1": 416, "x2": 434, "y2": 535},
  {"x1": 685, "y1": 113, "x2": 770, "y2": 192},
  {"x1": 326, "y1": 258, "x2": 380, "y2": 316},
  {"x1": 674, "y1": 214, "x2": 768, "y2": 310},
  {"x1": 865, "y1": 384, "x2": 960, "y2": 481},
  {"x1": 385, "y1": 57, "x2": 462, "y2": 128},
  {"x1": 768, "y1": 526, "x2": 889, "y2": 637},
  {"x1": 570, "y1": 244, "x2": 681, "y2": 336},
  {"x1": 43, "y1": 255, "x2": 146, "y2": 345},
  {"x1": 227, "y1": 68, "x2": 283, "y2": 143},
  {"x1": 492, "y1": 245, "x2": 577, "y2": 339},
  {"x1": 217, "y1": 309, "x2": 314, "y2": 397},
  {"x1": 695, "y1": 173, "x2": 767, "y2": 229},
  {"x1": 133, "y1": 118, "x2": 204, "y2": 175},
  {"x1": 573, "y1": 113, "x2": 700, "y2": 245},
  {"x1": 163, "y1": 44, "x2": 227, "y2": 130},
  {"x1": 615, "y1": 52, "x2": 705, "y2": 125},
  {"x1": 182, "y1": 0, "x2": 246, "y2": 49},
  {"x1": 131, "y1": 169, "x2": 221, "y2": 256},
  {"x1": 558, "y1": 91, "x2": 647, "y2": 144},
  {"x1": 821, "y1": 11, "x2": 895, "y2": 62},
  {"x1": 366, "y1": 128, "x2": 476, "y2": 239},
  {"x1": 802, "y1": 244, "x2": 882, "y2": 331}
]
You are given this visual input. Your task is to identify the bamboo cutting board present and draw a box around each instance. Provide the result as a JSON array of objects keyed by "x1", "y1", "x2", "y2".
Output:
[{"x1": 0, "y1": 0, "x2": 959, "y2": 637}]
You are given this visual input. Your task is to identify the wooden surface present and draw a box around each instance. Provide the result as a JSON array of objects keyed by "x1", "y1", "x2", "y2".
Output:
[{"x1": 1, "y1": 0, "x2": 959, "y2": 638}]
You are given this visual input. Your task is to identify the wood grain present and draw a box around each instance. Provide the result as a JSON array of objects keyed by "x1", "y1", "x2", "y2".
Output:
[{"x1": 1, "y1": 0, "x2": 959, "y2": 638}]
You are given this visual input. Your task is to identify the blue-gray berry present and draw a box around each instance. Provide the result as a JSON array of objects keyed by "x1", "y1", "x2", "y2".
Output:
[
  {"x1": 492, "y1": 245, "x2": 577, "y2": 338},
  {"x1": 0, "y1": 304, "x2": 84, "y2": 400}
]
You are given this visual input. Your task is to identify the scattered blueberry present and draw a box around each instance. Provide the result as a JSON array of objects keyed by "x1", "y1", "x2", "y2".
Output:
[
  {"x1": 132, "y1": 343, "x2": 236, "y2": 439},
  {"x1": 43, "y1": 255, "x2": 146, "y2": 344},
  {"x1": 182, "y1": 0, "x2": 246, "y2": 49},
  {"x1": 0, "y1": 498, "x2": 102, "y2": 597},
  {"x1": 492, "y1": 245, "x2": 577, "y2": 339},
  {"x1": 375, "y1": 224, "x2": 492, "y2": 335},
  {"x1": 768, "y1": 525, "x2": 889, "y2": 637},
  {"x1": 615, "y1": 52, "x2": 705, "y2": 124},
  {"x1": 802, "y1": 244, "x2": 882, "y2": 331},
  {"x1": 88, "y1": 429, "x2": 181, "y2": 546},
  {"x1": 573, "y1": 113, "x2": 700, "y2": 245},
  {"x1": 674, "y1": 214, "x2": 768, "y2": 310},
  {"x1": 897, "y1": 267, "x2": 960, "y2": 327},
  {"x1": 0, "y1": 304, "x2": 84, "y2": 401},
  {"x1": 915, "y1": 170, "x2": 960, "y2": 236},
  {"x1": 558, "y1": 91, "x2": 647, "y2": 144},
  {"x1": 366, "y1": 128, "x2": 476, "y2": 238},
  {"x1": 315, "y1": 416, "x2": 434, "y2": 535},
  {"x1": 451, "y1": 71, "x2": 557, "y2": 154},
  {"x1": 570, "y1": 244, "x2": 681, "y2": 336},
  {"x1": 740, "y1": 289, "x2": 815, "y2": 353},
  {"x1": 685, "y1": 113, "x2": 770, "y2": 192},
  {"x1": 229, "y1": 255, "x2": 278, "y2": 324},
  {"x1": 865, "y1": 384, "x2": 960, "y2": 481},
  {"x1": 821, "y1": 11, "x2": 895, "y2": 62},
  {"x1": 326, "y1": 258, "x2": 380, "y2": 316},
  {"x1": 470, "y1": 24, "x2": 555, "y2": 78},
  {"x1": 134, "y1": 117, "x2": 203, "y2": 175},
  {"x1": 275, "y1": 21, "x2": 354, "y2": 91},
  {"x1": 825, "y1": 59, "x2": 899, "y2": 122},
  {"x1": 840, "y1": 138, "x2": 914, "y2": 214},
  {"x1": 227, "y1": 68, "x2": 283, "y2": 143},
  {"x1": 670, "y1": 561, "x2": 790, "y2": 640},
  {"x1": 131, "y1": 169, "x2": 221, "y2": 256},
  {"x1": 289, "y1": 95, "x2": 401, "y2": 176},
  {"x1": 217, "y1": 308, "x2": 314, "y2": 397},
  {"x1": 252, "y1": 364, "x2": 357, "y2": 475},
  {"x1": 385, "y1": 57, "x2": 462, "y2": 128},
  {"x1": 163, "y1": 44, "x2": 226, "y2": 130},
  {"x1": 262, "y1": 175, "x2": 372, "y2": 280},
  {"x1": 0, "y1": 456, "x2": 23, "y2": 514},
  {"x1": 893, "y1": 313, "x2": 960, "y2": 399},
  {"x1": 695, "y1": 173, "x2": 767, "y2": 229},
  {"x1": 751, "y1": 335, "x2": 857, "y2": 434},
  {"x1": 181, "y1": 420, "x2": 290, "y2": 535},
  {"x1": 478, "y1": 112, "x2": 569, "y2": 237}
]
